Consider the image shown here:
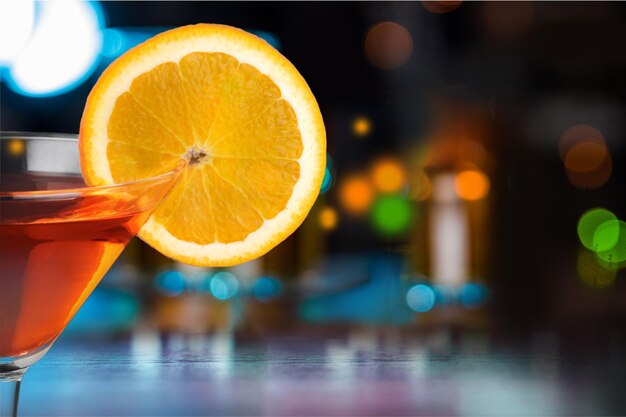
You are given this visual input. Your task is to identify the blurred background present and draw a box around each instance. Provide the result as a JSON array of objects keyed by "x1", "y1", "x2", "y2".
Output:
[{"x1": 1, "y1": 1, "x2": 626, "y2": 414}]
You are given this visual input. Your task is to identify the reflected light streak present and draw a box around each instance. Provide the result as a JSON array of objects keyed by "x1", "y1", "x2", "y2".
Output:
[{"x1": 364, "y1": 21, "x2": 413, "y2": 70}]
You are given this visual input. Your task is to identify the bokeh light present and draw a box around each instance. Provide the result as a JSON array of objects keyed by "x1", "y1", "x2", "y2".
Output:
[
  {"x1": 565, "y1": 158, "x2": 612, "y2": 190},
  {"x1": 209, "y1": 271, "x2": 239, "y2": 301},
  {"x1": 370, "y1": 158, "x2": 407, "y2": 193},
  {"x1": 406, "y1": 284, "x2": 436, "y2": 313},
  {"x1": 592, "y1": 220, "x2": 620, "y2": 253},
  {"x1": 560, "y1": 125, "x2": 612, "y2": 189},
  {"x1": 320, "y1": 166, "x2": 333, "y2": 194},
  {"x1": 559, "y1": 124, "x2": 605, "y2": 160},
  {"x1": 252, "y1": 276, "x2": 284, "y2": 302},
  {"x1": 319, "y1": 206, "x2": 339, "y2": 230},
  {"x1": 564, "y1": 142, "x2": 607, "y2": 172},
  {"x1": 454, "y1": 170, "x2": 490, "y2": 201},
  {"x1": 339, "y1": 174, "x2": 374, "y2": 215},
  {"x1": 595, "y1": 221, "x2": 626, "y2": 264},
  {"x1": 155, "y1": 270, "x2": 186, "y2": 297},
  {"x1": 0, "y1": 0, "x2": 35, "y2": 64},
  {"x1": 577, "y1": 208, "x2": 617, "y2": 251},
  {"x1": 7, "y1": 139, "x2": 25, "y2": 156},
  {"x1": 483, "y1": 1, "x2": 533, "y2": 38},
  {"x1": 421, "y1": 1, "x2": 462, "y2": 14},
  {"x1": 352, "y1": 116, "x2": 372, "y2": 137},
  {"x1": 370, "y1": 194, "x2": 413, "y2": 236},
  {"x1": 364, "y1": 21, "x2": 413, "y2": 70},
  {"x1": 459, "y1": 283, "x2": 488, "y2": 308},
  {"x1": 577, "y1": 249, "x2": 616, "y2": 289},
  {"x1": 6, "y1": 0, "x2": 104, "y2": 96}
]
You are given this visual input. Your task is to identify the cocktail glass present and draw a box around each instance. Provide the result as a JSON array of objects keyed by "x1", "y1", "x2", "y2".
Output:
[{"x1": 0, "y1": 132, "x2": 180, "y2": 416}]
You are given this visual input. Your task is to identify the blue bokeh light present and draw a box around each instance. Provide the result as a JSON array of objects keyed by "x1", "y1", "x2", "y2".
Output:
[
  {"x1": 320, "y1": 166, "x2": 333, "y2": 194},
  {"x1": 209, "y1": 271, "x2": 239, "y2": 300},
  {"x1": 252, "y1": 276, "x2": 284, "y2": 302},
  {"x1": 406, "y1": 284, "x2": 436, "y2": 313},
  {"x1": 154, "y1": 270, "x2": 186, "y2": 297},
  {"x1": 459, "y1": 283, "x2": 488, "y2": 308}
]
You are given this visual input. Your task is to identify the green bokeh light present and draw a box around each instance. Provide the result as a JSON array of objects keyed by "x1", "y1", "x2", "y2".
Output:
[
  {"x1": 370, "y1": 194, "x2": 413, "y2": 236},
  {"x1": 596, "y1": 221, "x2": 626, "y2": 264},
  {"x1": 577, "y1": 208, "x2": 616, "y2": 251},
  {"x1": 592, "y1": 219, "x2": 620, "y2": 252}
]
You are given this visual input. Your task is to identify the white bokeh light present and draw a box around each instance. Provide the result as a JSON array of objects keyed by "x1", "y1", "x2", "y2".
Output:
[
  {"x1": 9, "y1": 0, "x2": 103, "y2": 96},
  {"x1": 0, "y1": 1, "x2": 35, "y2": 64}
]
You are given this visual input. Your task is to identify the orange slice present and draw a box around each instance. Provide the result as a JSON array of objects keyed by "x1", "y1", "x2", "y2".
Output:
[{"x1": 79, "y1": 24, "x2": 326, "y2": 266}]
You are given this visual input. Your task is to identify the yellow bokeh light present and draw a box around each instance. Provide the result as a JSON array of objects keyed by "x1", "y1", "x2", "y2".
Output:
[
  {"x1": 352, "y1": 117, "x2": 371, "y2": 137},
  {"x1": 319, "y1": 207, "x2": 339, "y2": 230},
  {"x1": 364, "y1": 21, "x2": 413, "y2": 70},
  {"x1": 8, "y1": 139, "x2": 25, "y2": 156},
  {"x1": 577, "y1": 249, "x2": 616, "y2": 289},
  {"x1": 371, "y1": 158, "x2": 407, "y2": 193},
  {"x1": 455, "y1": 170, "x2": 490, "y2": 201},
  {"x1": 339, "y1": 175, "x2": 374, "y2": 215}
]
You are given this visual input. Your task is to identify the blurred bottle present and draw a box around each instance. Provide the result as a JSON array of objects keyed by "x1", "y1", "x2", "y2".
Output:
[{"x1": 408, "y1": 92, "x2": 494, "y2": 324}]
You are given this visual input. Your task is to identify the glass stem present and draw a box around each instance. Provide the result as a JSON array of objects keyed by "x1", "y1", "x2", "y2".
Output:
[{"x1": 0, "y1": 378, "x2": 22, "y2": 417}]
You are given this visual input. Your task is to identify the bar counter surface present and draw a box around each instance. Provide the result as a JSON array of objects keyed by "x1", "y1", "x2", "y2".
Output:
[{"x1": 18, "y1": 329, "x2": 626, "y2": 416}]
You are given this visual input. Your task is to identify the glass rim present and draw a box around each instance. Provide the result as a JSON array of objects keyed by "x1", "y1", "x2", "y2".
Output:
[{"x1": 1, "y1": 131, "x2": 183, "y2": 199}]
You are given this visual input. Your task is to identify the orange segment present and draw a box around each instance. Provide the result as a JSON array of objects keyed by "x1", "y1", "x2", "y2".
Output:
[
  {"x1": 178, "y1": 52, "x2": 240, "y2": 145},
  {"x1": 79, "y1": 24, "x2": 326, "y2": 266}
]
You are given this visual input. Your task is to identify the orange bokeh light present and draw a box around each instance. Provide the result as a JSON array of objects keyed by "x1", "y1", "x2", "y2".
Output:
[
  {"x1": 564, "y1": 142, "x2": 612, "y2": 190},
  {"x1": 371, "y1": 158, "x2": 407, "y2": 193},
  {"x1": 7, "y1": 139, "x2": 25, "y2": 156},
  {"x1": 564, "y1": 141, "x2": 608, "y2": 173},
  {"x1": 559, "y1": 124, "x2": 605, "y2": 160},
  {"x1": 560, "y1": 125, "x2": 612, "y2": 190},
  {"x1": 319, "y1": 207, "x2": 339, "y2": 230},
  {"x1": 339, "y1": 175, "x2": 374, "y2": 215},
  {"x1": 421, "y1": 1, "x2": 462, "y2": 14},
  {"x1": 364, "y1": 21, "x2": 413, "y2": 70},
  {"x1": 352, "y1": 117, "x2": 372, "y2": 137},
  {"x1": 454, "y1": 170, "x2": 490, "y2": 201}
]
